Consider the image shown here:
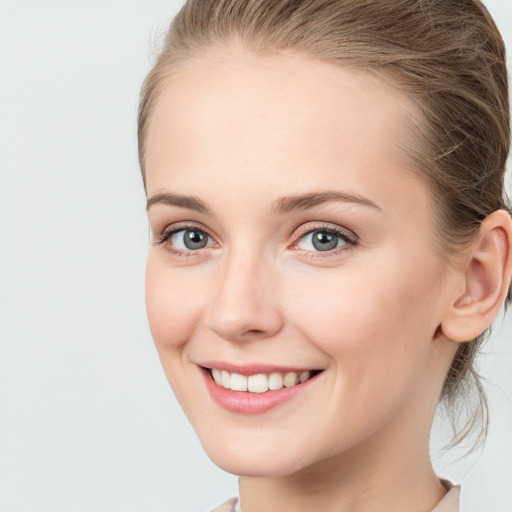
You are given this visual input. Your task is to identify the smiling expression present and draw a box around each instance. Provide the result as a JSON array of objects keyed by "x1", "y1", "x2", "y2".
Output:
[{"x1": 143, "y1": 52, "x2": 458, "y2": 477}]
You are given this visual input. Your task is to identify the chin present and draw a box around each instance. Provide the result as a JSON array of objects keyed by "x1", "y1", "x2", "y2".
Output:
[
  {"x1": 198, "y1": 431, "x2": 318, "y2": 478},
  {"x1": 208, "y1": 451, "x2": 308, "y2": 478}
]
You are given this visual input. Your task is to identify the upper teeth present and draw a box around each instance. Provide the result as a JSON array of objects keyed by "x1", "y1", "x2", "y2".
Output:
[{"x1": 211, "y1": 369, "x2": 311, "y2": 393}]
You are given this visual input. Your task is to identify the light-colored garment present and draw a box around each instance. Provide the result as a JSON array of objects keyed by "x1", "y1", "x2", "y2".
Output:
[
  {"x1": 432, "y1": 480, "x2": 461, "y2": 512},
  {"x1": 210, "y1": 480, "x2": 460, "y2": 512}
]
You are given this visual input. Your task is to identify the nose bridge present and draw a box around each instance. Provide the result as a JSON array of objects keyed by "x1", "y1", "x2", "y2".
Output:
[{"x1": 206, "y1": 244, "x2": 282, "y2": 341}]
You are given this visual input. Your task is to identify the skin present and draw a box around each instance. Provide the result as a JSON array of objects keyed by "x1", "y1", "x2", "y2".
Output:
[{"x1": 143, "y1": 51, "x2": 477, "y2": 511}]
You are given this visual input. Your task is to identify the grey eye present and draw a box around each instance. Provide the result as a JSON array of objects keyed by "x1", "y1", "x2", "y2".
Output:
[
  {"x1": 312, "y1": 231, "x2": 339, "y2": 251},
  {"x1": 297, "y1": 230, "x2": 346, "y2": 252},
  {"x1": 171, "y1": 229, "x2": 210, "y2": 250}
]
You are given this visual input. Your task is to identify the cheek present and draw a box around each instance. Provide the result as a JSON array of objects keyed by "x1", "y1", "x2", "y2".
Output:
[
  {"x1": 145, "y1": 254, "x2": 209, "y2": 417},
  {"x1": 284, "y1": 254, "x2": 441, "y2": 389},
  {"x1": 280, "y1": 264, "x2": 440, "y2": 450},
  {"x1": 145, "y1": 253, "x2": 205, "y2": 352},
  {"x1": 288, "y1": 264, "x2": 434, "y2": 343}
]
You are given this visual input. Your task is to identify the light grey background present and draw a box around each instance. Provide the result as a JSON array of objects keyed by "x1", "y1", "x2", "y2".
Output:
[{"x1": 0, "y1": 1, "x2": 511, "y2": 511}]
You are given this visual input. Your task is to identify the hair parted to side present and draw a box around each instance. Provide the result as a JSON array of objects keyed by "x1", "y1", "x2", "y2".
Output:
[{"x1": 138, "y1": 0, "x2": 510, "y2": 447}]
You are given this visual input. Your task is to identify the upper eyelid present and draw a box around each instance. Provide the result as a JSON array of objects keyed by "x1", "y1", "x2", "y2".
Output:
[
  {"x1": 291, "y1": 222, "x2": 358, "y2": 242},
  {"x1": 158, "y1": 221, "x2": 213, "y2": 238}
]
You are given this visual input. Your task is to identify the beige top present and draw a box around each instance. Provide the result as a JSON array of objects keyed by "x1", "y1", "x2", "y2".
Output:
[{"x1": 210, "y1": 480, "x2": 461, "y2": 512}]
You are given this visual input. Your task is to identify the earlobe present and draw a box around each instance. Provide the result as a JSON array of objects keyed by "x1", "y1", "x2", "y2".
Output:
[{"x1": 440, "y1": 210, "x2": 512, "y2": 343}]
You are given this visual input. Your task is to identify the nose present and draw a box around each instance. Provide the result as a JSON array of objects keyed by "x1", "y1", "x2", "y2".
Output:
[{"x1": 205, "y1": 249, "x2": 284, "y2": 342}]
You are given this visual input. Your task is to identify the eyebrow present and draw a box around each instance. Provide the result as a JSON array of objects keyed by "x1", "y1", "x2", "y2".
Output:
[
  {"x1": 146, "y1": 190, "x2": 381, "y2": 215},
  {"x1": 146, "y1": 192, "x2": 211, "y2": 215},
  {"x1": 272, "y1": 191, "x2": 381, "y2": 214}
]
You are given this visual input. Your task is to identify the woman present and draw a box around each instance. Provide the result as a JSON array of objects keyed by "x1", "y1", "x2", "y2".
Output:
[{"x1": 138, "y1": 1, "x2": 512, "y2": 510}]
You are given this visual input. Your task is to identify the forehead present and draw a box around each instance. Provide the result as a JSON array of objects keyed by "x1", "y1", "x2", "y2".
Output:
[{"x1": 144, "y1": 51, "x2": 423, "y2": 204}]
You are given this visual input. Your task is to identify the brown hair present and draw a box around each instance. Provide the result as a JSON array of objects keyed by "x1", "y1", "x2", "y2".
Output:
[{"x1": 138, "y1": 0, "x2": 510, "y2": 446}]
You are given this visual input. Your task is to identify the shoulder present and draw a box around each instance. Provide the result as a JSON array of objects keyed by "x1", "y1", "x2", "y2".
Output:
[{"x1": 209, "y1": 497, "x2": 239, "y2": 512}]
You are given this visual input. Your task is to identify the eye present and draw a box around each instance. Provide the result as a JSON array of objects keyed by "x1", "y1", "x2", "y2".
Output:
[
  {"x1": 153, "y1": 223, "x2": 217, "y2": 255},
  {"x1": 295, "y1": 227, "x2": 355, "y2": 253},
  {"x1": 169, "y1": 229, "x2": 213, "y2": 250}
]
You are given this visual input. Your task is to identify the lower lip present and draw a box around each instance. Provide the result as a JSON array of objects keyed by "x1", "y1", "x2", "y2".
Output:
[{"x1": 201, "y1": 368, "x2": 322, "y2": 415}]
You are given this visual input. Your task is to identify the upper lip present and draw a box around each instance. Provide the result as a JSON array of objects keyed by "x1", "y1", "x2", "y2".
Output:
[{"x1": 198, "y1": 361, "x2": 323, "y2": 375}]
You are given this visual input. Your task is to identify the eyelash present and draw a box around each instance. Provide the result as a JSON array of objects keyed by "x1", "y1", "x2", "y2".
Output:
[
  {"x1": 153, "y1": 222, "x2": 358, "y2": 259},
  {"x1": 290, "y1": 224, "x2": 358, "y2": 259}
]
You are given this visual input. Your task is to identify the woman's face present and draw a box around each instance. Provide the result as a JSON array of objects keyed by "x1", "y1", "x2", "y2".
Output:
[{"x1": 144, "y1": 53, "x2": 458, "y2": 477}]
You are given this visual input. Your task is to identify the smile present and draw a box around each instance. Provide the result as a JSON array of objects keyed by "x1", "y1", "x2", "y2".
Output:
[
  {"x1": 210, "y1": 368, "x2": 316, "y2": 393},
  {"x1": 201, "y1": 365, "x2": 324, "y2": 415}
]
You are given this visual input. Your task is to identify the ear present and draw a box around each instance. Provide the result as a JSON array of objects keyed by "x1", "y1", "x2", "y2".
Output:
[{"x1": 440, "y1": 210, "x2": 512, "y2": 342}]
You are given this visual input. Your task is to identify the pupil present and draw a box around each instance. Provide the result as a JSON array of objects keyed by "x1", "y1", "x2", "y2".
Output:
[
  {"x1": 312, "y1": 231, "x2": 338, "y2": 251},
  {"x1": 184, "y1": 230, "x2": 207, "y2": 249}
]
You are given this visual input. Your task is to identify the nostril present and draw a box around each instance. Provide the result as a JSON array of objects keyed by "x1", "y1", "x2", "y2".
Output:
[{"x1": 235, "y1": 328, "x2": 270, "y2": 342}]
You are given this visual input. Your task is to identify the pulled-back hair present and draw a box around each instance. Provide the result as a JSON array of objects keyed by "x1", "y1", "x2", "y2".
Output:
[{"x1": 138, "y1": 0, "x2": 510, "y2": 446}]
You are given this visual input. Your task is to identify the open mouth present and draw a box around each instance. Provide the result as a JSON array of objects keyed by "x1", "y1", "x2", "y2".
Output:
[{"x1": 206, "y1": 367, "x2": 323, "y2": 394}]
